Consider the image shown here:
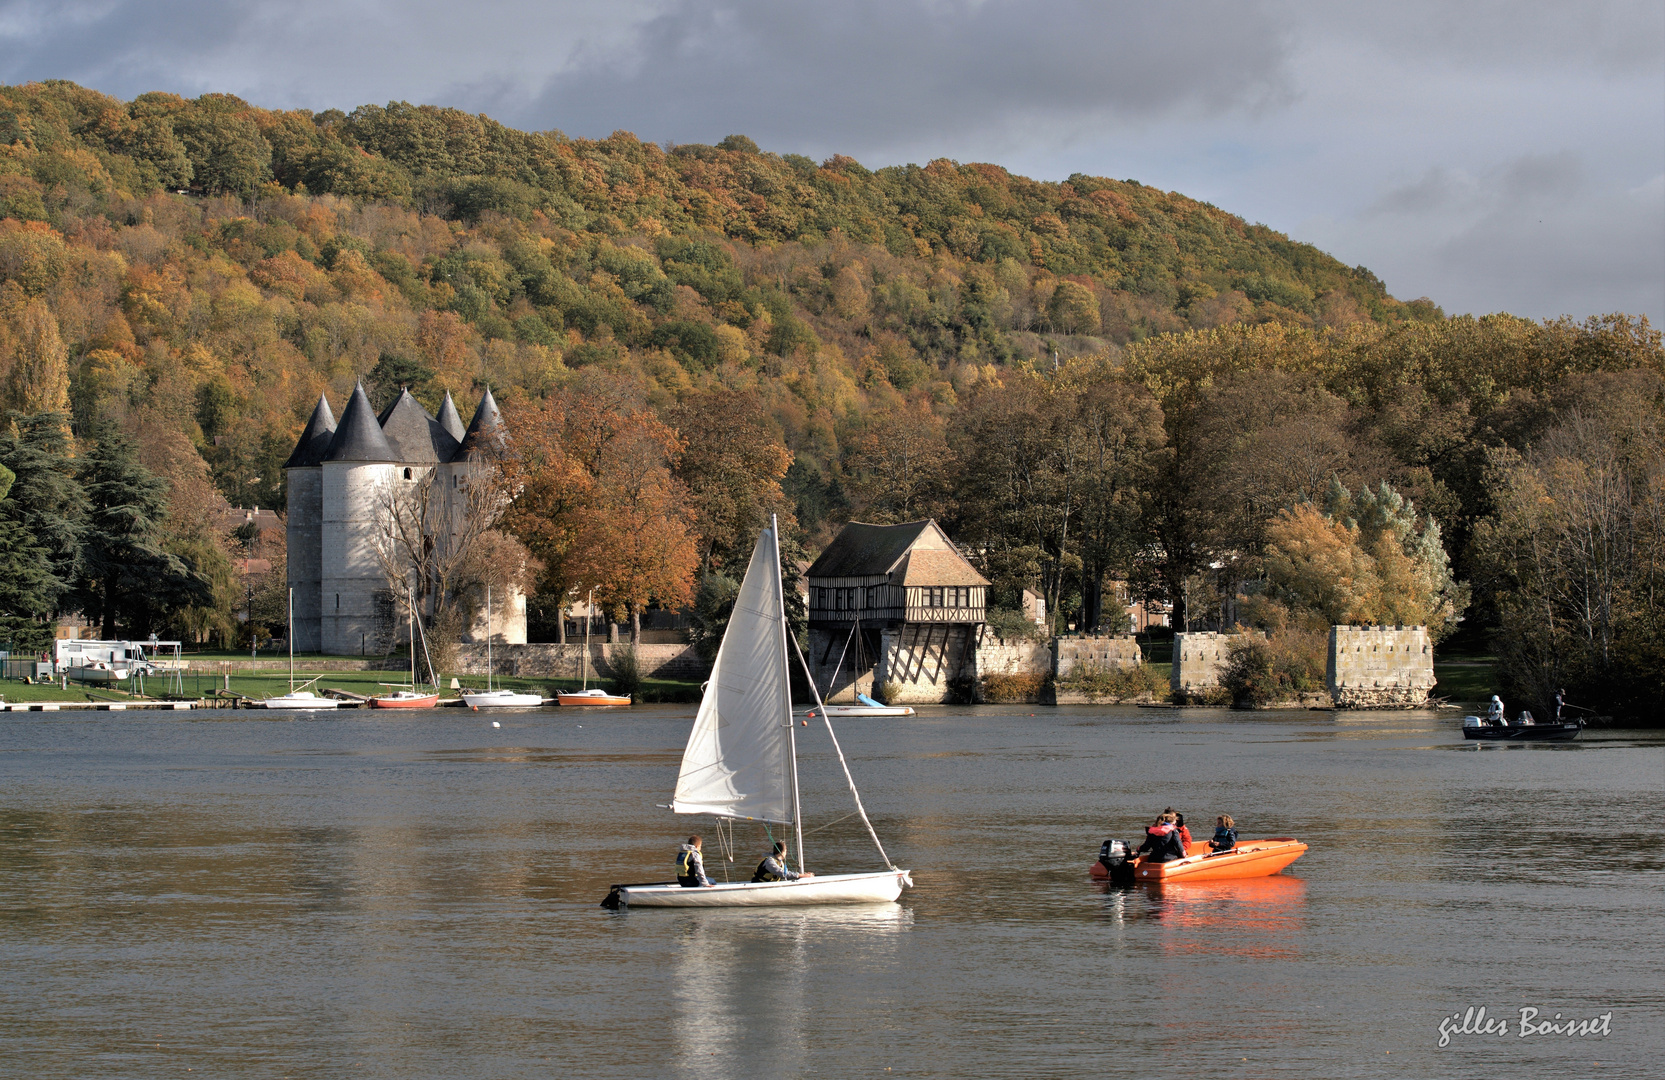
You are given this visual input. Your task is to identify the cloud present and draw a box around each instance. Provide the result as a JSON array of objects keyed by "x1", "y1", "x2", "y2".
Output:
[
  {"x1": 498, "y1": 0, "x2": 1296, "y2": 156},
  {"x1": 1314, "y1": 153, "x2": 1665, "y2": 320}
]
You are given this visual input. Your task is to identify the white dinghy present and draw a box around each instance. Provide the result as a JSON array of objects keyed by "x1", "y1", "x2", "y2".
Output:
[{"x1": 605, "y1": 517, "x2": 911, "y2": 909}]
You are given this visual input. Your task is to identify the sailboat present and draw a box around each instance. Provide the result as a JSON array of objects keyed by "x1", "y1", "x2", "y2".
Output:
[
  {"x1": 808, "y1": 611, "x2": 915, "y2": 718},
  {"x1": 261, "y1": 588, "x2": 340, "y2": 710},
  {"x1": 370, "y1": 587, "x2": 440, "y2": 708},
  {"x1": 461, "y1": 585, "x2": 543, "y2": 708},
  {"x1": 604, "y1": 518, "x2": 912, "y2": 908},
  {"x1": 557, "y1": 588, "x2": 632, "y2": 706}
]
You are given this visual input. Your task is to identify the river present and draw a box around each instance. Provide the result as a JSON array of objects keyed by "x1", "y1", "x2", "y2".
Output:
[{"x1": 1, "y1": 705, "x2": 1660, "y2": 1078}]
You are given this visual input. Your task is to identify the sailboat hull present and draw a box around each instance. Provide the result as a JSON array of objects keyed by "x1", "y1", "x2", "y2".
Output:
[{"x1": 617, "y1": 869, "x2": 911, "y2": 908}]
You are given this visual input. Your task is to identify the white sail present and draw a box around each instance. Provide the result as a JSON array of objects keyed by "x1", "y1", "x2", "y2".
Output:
[{"x1": 672, "y1": 525, "x2": 794, "y2": 823}]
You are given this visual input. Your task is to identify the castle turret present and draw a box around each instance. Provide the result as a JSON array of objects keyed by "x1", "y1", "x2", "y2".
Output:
[
  {"x1": 283, "y1": 393, "x2": 336, "y2": 652},
  {"x1": 320, "y1": 382, "x2": 399, "y2": 655},
  {"x1": 436, "y1": 390, "x2": 467, "y2": 446}
]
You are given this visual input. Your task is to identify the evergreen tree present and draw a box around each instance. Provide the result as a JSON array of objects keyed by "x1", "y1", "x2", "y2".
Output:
[
  {"x1": 0, "y1": 412, "x2": 85, "y2": 615},
  {"x1": 72, "y1": 422, "x2": 205, "y2": 638},
  {"x1": 0, "y1": 489, "x2": 59, "y2": 651}
]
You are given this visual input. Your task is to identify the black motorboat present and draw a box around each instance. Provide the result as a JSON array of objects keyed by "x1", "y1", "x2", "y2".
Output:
[{"x1": 1461, "y1": 716, "x2": 1581, "y2": 741}]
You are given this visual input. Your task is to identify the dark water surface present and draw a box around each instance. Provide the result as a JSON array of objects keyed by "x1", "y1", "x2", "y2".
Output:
[{"x1": 1, "y1": 706, "x2": 1660, "y2": 1078}]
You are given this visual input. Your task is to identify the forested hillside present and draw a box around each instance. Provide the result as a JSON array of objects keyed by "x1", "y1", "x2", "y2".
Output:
[{"x1": 1, "y1": 81, "x2": 1660, "y2": 721}]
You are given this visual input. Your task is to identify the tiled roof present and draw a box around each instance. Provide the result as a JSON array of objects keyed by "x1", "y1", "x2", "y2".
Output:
[
  {"x1": 896, "y1": 548, "x2": 990, "y2": 587},
  {"x1": 282, "y1": 393, "x2": 337, "y2": 468}
]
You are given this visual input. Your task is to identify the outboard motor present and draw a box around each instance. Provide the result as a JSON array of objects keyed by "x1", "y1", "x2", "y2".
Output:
[{"x1": 1097, "y1": 838, "x2": 1135, "y2": 885}]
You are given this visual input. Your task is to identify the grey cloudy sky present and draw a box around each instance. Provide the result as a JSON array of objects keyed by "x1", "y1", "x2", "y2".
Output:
[{"x1": 3, "y1": 0, "x2": 1661, "y2": 323}]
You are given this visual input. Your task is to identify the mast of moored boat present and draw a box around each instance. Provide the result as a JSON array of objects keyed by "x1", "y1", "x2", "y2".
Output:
[
  {"x1": 485, "y1": 585, "x2": 493, "y2": 692},
  {"x1": 773, "y1": 514, "x2": 806, "y2": 874},
  {"x1": 408, "y1": 586, "x2": 416, "y2": 691},
  {"x1": 582, "y1": 588, "x2": 593, "y2": 691},
  {"x1": 288, "y1": 587, "x2": 295, "y2": 692}
]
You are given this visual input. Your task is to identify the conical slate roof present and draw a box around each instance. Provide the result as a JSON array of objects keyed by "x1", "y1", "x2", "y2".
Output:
[
  {"x1": 453, "y1": 386, "x2": 508, "y2": 461},
  {"x1": 283, "y1": 393, "x2": 337, "y2": 469},
  {"x1": 378, "y1": 388, "x2": 457, "y2": 464},
  {"x1": 323, "y1": 382, "x2": 398, "y2": 463},
  {"x1": 436, "y1": 391, "x2": 467, "y2": 444}
]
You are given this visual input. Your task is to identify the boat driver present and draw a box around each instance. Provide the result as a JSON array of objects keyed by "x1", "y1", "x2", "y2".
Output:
[
  {"x1": 752, "y1": 841, "x2": 815, "y2": 883},
  {"x1": 1487, "y1": 695, "x2": 1506, "y2": 726},
  {"x1": 676, "y1": 835, "x2": 714, "y2": 888}
]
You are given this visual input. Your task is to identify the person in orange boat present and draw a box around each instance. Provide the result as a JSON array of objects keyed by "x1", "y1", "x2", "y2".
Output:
[
  {"x1": 1135, "y1": 812, "x2": 1187, "y2": 863},
  {"x1": 1208, "y1": 814, "x2": 1237, "y2": 852},
  {"x1": 1173, "y1": 810, "x2": 1194, "y2": 848}
]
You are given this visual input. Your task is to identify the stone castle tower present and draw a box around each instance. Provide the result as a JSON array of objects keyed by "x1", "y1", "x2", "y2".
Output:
[{"x1": 283, "y1": 383, "x2": 525, "y2": 655}]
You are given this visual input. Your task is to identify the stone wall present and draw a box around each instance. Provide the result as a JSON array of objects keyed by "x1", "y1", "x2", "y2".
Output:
[
  {"x1": 805, "y1": 626, "x2": 883, "y2": 703},
  {"x1": 1053, "y1": 635, "x2": 1142, "y2": 678},
  {"x1": 452, "y1": 643, "x2": 709, "y2": 682},
  {"x1": 1170, "y1": 631, "x2": 1245, "y2": 693},
  {"x1": 1327, "y1": 625, "x2": 1434, "y2": 708},
  {"x1": 872, "y1": 624, "x2": 980, "y2": 704}
]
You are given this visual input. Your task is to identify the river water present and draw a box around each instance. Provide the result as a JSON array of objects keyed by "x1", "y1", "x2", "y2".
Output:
[{"x1": 1, "y1": 705, "x2": 1660, "y2": 1079}]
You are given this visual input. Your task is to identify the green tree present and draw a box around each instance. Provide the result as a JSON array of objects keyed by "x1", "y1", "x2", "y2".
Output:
[
  {"x1": 0, "y1": 482, "x2": 59, "y2": 650},
  {"x1": 72, "y1": 423, "x2": 206, "y2": 638},
  {"x1": 0, "y1": 412, "x2": 84, "y2": 611}
]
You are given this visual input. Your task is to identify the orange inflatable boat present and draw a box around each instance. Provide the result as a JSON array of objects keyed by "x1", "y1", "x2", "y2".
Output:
[{"x1": 1091, "y1": 838, "x2": 1307, "y2": 883}]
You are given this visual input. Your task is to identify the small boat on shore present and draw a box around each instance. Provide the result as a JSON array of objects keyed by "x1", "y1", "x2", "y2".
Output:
[
  {"x1": 1091, "y1": 838, "x2": 1307, "y2": 883},
  {"x1": 462, "y1": 586, "x2": 545, "y2": 709},
  {"x1": 370, "y1": 591, "x2": 441, "y2": 709},
  {"x1": 558, "y1": 595, "x2": 631, "y2": 707},
  {"x1": 370, "y1": 689, "x2": 440, "y2": 708},
  {"x1": 1461, "y1": 716, "x2": 1581, "y2": 741},
  {"x1": 557, "y1": 688, "x2": 631, "y2": 707},
  {"x1": 809, "y1": 693, "x2": 915, "y2": 718},
  {"x1": 261, "y1": 689, "x2": 340, "y2": 711}
]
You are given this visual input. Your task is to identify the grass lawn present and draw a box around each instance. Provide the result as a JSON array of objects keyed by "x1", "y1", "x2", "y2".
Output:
[{"x1": 5, "y1": 669, "x2": 703, "y2": 705}]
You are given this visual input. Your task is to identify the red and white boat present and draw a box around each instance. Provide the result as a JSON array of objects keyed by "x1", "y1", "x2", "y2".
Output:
[{"x1": 369, "y1": 689, "x2": 440, "y2": 709}]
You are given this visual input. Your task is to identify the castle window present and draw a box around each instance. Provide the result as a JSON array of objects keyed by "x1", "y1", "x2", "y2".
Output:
[
  {"x1": 404, "y1": 468, "x2": 412, "y2": 480},
  {"x1": 335, "y1": 594, "x2": 340, "y2": 610}
]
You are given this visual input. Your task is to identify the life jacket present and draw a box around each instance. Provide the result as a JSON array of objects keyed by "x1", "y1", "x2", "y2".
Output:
[
  {"x1": 676, "y1": 848, "x2": 700, "y2": 878},
  {"x1": 1144, "y1": 823, "x2": 1185, "y2": 862},
  {"x1": 752, "y1": 856, "x2": 786, "y2": 883}
]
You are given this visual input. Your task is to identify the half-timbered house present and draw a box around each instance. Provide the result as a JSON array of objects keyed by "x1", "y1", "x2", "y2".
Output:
[{"x1": 805, "y1": 520, "x2": 989, "y2": 704}]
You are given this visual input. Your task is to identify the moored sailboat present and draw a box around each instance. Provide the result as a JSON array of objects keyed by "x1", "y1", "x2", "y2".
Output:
[
  {"x1": 556, "y1": 589, "x2": 631, "y2": 706},
  {"x1": 604, "y1": 518, "x2": 911, "y2": 909},
  {"x1": 461, "y1": 586, "x2": 543, "y2": 708},
  {"x1": 261, "y1": 588, "x2": 340, "y2": 710},
  {"x1": 371, "y1": 588, "x2": 440, "y2": 708}
]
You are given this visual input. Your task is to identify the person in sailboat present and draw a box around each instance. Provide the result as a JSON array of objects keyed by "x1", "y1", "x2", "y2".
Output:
[
  {"x1": 751, "y1": 841, "x2": 815, "y2": 884},
  {"x1": 676, "y1": 835, "x2": 714, "y2": 888}
]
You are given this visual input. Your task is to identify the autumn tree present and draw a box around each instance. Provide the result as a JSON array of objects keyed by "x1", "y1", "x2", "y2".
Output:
[
  {"x1": 5, "y1": 300, "x2": 70, "y2": 415},
  {"x1": 663, "y1": 389, "x2": 794, "y2": 571},
  {"x1": 843, "y1": 400, "x2": 953, "y2": 524}
]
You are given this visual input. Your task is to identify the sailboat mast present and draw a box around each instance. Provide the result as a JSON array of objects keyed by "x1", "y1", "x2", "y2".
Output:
[
  {"x1": 288, "y1": 587, "x2": 294, "y2": 692},
  {"x1": 583, "y1": 588, "x2": 592, "y2": 691},
  {"x1": 486, "y1": 585, "x2": 493, "y2": 692},
  {"x1": 408, "y1": 586, "x2": 416, "y2": 690},
  {"x1": 774, "y1": 515, "x2": 805, "y2": 874}
]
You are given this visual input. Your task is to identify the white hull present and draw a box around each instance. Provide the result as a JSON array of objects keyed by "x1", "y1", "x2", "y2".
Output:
[
  {"x1": 462, "y1": 690, "x2": 544, "y2": 708},
  {"x1": 261, "y1": 692, "x2": 339, "y2": 710},
  {"x1": 812, "y1": 705, "x2": 915, "y2": 717},
  {"x1": 67, "y1": 666, "x2": 132, "y2": 683},
  {"x1": 618, "y1": 869, "x2": 911, "y2": 908}
]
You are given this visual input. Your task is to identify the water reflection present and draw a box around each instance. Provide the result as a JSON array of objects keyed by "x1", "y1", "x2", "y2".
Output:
[{"x1": 665, "y1": 905, "x2": 911, "y2": 1079}]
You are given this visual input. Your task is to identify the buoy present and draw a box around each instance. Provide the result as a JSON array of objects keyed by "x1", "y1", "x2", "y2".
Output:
[
  {"x1": 801, "y1": 719, "x2": 808, "y2": 726},
  {"x1": 491, "y1": 721, "x2": 500, "y2": 728}
]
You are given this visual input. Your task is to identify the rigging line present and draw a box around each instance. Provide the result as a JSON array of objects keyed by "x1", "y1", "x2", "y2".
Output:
[
  {"x1": 826, "y1": 621, "x2": 856, "y2": 701},
  {"x1": 801, "y1": 811, "x2": 860, "y2": 836},
  {"x1": 788, "y1": 631, "x2": 896, "y2": 871}
]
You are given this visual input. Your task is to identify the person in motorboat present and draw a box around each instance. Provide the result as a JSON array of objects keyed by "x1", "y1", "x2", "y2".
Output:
[
  {"x1": 751, "y1": 840, "x2": 816, "y2": 883},
  {"x1": 1209, "y1": 814, "x2": 1237, "y2": 852},
  {"x1": 1172, "y1": 810, "x2": 1194, "y2": 849},
  {"x1": 1135, "y1": 813, "x2": 1187, "y2": 863},
  {"x1": 1487, "y1": 695, "x2": 1506, "y2": 726},
  {"x1": 676, "y1": 835, "x2": 714, "y2": 888},
  {"x1": 1555, "y1": 689, "x2": 1567, "y2": 721}
]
